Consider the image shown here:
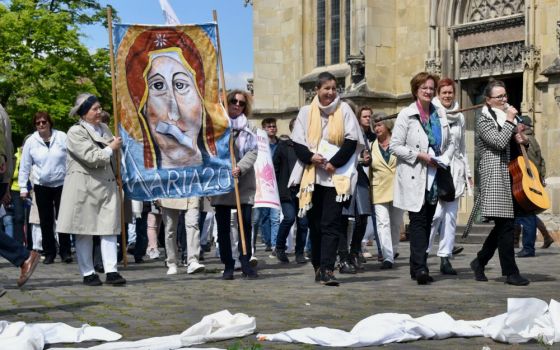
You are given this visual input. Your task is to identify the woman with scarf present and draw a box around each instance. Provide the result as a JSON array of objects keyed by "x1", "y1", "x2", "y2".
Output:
[
  {"x1": 469, "y1": 79, "x2": 530, "y2": 286},
  {"x1": 57, "y1": 93, "x2": 126, "y2": 286},
  {"x1": 391, "y1": 72, "x2": 454, "y2": 285},
  {"x1": 211, "y1": 89, "x2": 258, "y2": 280},
  {"x1": 427, "y1": 78, "x2": 472, "y2": 275},
  {"x1": 288, "y1": 71, "x2": 364, "y2": 286}
]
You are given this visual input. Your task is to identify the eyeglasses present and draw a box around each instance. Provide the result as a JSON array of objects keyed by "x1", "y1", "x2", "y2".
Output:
[
  {"x1": 490, "y1": 94, "x2": 508, "y2": 100},
  {"x1": 419, "y1": 86, "x2": 435, "y2": 91},
  {"x1": 229, "y1": 98, "x2": 246, "y2": 107},
  {"x1": 35, "y1": 120, "x2": 48, "y2": 126}
]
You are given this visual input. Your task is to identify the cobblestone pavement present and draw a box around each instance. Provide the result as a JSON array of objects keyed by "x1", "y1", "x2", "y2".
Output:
[{"x1": 1, "y1": 240, "x2": 558, "y2": 349}]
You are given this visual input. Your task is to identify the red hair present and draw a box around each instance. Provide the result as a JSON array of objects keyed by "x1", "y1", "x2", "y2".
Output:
[{"x1": 437, "y1": 78, "x2": 455, "y2": 95}]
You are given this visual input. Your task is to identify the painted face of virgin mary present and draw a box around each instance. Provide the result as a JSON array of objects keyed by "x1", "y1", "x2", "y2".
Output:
[{"x1": 144, "y1": 52, "x2": 203, "y2": 168}]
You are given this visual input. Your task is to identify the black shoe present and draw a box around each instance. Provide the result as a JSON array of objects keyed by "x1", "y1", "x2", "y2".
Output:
[
  {"x1": 222, "y1": 267, "x2": 234, "y2": 280},
  {"x1": 105, "y1": 272, "x2": 126, "y2": 285},
  {"x1": 203, "y1": 243, "x2": 211, "y2": 252},
  {"x1": 320, "y1": 269, "x2": 339, "y2": 286},
  {"x1": 134, "y1": 256, "x2": 144, "y2": 264},
  {"x1": 470, "y1": 258, "x2": 488, "y2": 282},
  {"x1": 350, "y1": 253, "x2": 364, "y2": 271},
  {"x1": 295, "y1": 253, "x2": 308, "y2": 264},
  {"x1": 60, "y1": 254, "x2": 73, "y2": 264},
  {"x1": 43, "y1": 255, "x2": 55, "y2": 265},
  {"x1": 199, "y1": 251, "x2": 205, "y2": 261},
  {"x1": 339, "y1": 260, "x2": 357, "y2": 274},
  {"x1": 516, "y1": 249, "x2": 535, "y2": 258},
  {"x1": 380, "y1": 260, "x2": 393, "y2": 269},
  {"x1": 126, "y1": 243, "x2": 136, "y2": 255},
  {"x1": 241, "y1": 271, "x2": 259, "y2": 279},
  {"x1": 452, "y1": 246, "x2": 464, "y2": 255},
  {"x1": 276, "y1": 249, "x2": 290, "y2": 264},
  {"x1": 440, "y1": 257, "x2": 457, "y2": 275},
  {"x1": 94, "y1": 264, "x2": 105, "y2": 273},
  {"x1": 505, "y1": 274, "x2": 530, "y2": 286},
  {"x1": 393, "y1": 253, "x2": 400, "y2": 260},
  {"x1": 416, "y1": 270, "x2": 431, "y2": 285},
  {"x1": 83, "y1": 274, "x2": 102, "y2": 286},
  {"x1": 264, "y1": 245, "x2": 272, "y2": 252}
]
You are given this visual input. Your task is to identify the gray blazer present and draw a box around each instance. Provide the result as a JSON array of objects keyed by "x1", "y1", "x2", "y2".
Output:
[{"x1": 390, "y1": 102, "x2": 454, "y2": 212}]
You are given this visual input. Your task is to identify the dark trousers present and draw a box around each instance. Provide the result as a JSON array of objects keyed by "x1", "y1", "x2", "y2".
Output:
[
  {"x1": 275, "y1": 191, "x2": 308, "y2": 254},
  {"x1": 307, "y1": 185, "x2": 343, "y2": 271},
  {"x1": 477, "y1": 217, "x2": 520, "y2": 276},
  {"x1": 134, "y1": 213, "x2": 149, "y2": 260},
  {"x1": 339, "y1": 214, "x2": 368, "y2": 259},
  {"x1": 34, "y1": 185, "x2": 71, "y2": 258},
  {"x1": 215, "y1": 204, "x2": 253, "y2": 269},
  {"x1": 408, "y1": 199, "x2": 437, "y2": 277},
  {"x1": 515, "y1": 214, "x2": 537, "y2": 255},
  {"x1": 0, "y1": 183, "x2": 30, "y2": 267}
]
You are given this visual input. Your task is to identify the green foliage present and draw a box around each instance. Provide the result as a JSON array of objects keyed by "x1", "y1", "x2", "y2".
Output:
[{"x1": 0, "y1": 0, "x2": 117, "y2": 146}]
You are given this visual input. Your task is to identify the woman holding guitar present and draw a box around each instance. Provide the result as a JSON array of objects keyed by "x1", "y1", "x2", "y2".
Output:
[{"x1": 469, "y1": 79, "x2": 530, "y2": 286}]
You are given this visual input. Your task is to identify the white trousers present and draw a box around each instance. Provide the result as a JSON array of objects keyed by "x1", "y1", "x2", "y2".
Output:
[
  {"x1": 161, "y1": 207, "x2": 200, "y2": 265},
  {"x1": 375, "y1": 202, "x2": 404, "y2": 263},
  {"x1": 428, "y1": 198, "x2": 459, "y2": 257},
  {"x1": 75, "y1": 235, "x2": 118, "y2": 277},
  {"x1": 32, "y1": 224, "x2": 43, "y2": 251},
  {"x1": 200, "y1": 211, "x2": 214, "y2": 246}
]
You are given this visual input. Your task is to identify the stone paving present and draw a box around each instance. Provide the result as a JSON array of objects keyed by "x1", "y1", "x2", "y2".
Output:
[{"x1": 1, "y1": 239, "x2": 559, "y2": 349}]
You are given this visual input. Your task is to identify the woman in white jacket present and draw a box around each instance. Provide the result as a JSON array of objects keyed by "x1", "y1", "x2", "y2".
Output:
[
  {"x1": 391, "y1": 72, "x2": 454, "y2": 285},
  {"x1": 18, "y1": 112, "x2": 70, "y2": 264},
  {"x1": 428, "y1": 78, "x2": 472, "y2": 275}
]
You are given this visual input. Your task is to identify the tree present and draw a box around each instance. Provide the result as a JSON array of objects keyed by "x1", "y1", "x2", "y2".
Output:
[{"x1": 0, "y1": 0, "x2": 117, "y2": 145}]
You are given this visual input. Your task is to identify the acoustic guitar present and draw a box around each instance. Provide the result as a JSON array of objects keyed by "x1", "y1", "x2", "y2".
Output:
[{"x1": 508, "y1": 144, "x2": 550, "y2": 213}]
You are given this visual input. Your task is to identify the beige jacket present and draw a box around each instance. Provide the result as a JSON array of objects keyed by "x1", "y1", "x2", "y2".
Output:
[
  {"x1": 57, "y1": 121, "x2": 121, "y2": 236},
  {"x1": 370, "y1": 139, "x2": 397, "y2": 204}
]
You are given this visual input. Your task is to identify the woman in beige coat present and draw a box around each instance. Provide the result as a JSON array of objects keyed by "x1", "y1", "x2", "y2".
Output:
[{"x1": 57, "y1": 93, "x2": 126, "y2": 286}]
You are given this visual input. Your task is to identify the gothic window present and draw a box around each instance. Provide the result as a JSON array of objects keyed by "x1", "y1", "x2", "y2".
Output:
[
  {"x1": 317, "y1": 0, "x2": 326, "y2": 66},
  {"x1": 331, "y1": 0, "x2": 340, "y2": 64},
  {"x1": 467, "y1": 0, "x2": 524, "y2": 22}
]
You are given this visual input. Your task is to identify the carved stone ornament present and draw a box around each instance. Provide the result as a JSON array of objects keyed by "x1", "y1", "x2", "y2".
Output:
[
  {"x1": 246, "y1": 78, "x2": 254, "y2": 95},
  {"x1": 522, "y1": 45, "x2": 541, "y2": 71},
  {"x1": 346, "y1": 51, "x2": 366, "y2": 89},
  {"x1": 468, "y1": 0, "x2": 524, "y2": 22},
  {"x1": 459, "y1": 41, "x2": 524, "y2": 79},
  {"x1": 425, "y1": 58, "x2": 442, "y2": 75}
]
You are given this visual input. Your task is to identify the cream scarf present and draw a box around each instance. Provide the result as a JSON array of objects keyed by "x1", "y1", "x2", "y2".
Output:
[{"x1": 297, "y1": 95, "x2": 350, "y2": 217}]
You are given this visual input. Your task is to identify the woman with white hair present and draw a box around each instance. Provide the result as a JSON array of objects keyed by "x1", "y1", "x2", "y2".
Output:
[{"x1": 57, "y1": 93, "x2": 126, "y2": 286}]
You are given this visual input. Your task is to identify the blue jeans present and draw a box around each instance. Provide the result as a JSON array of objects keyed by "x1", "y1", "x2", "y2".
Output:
[
  {"x1": 275, "y1": 192, "x2": 308, "y2": 254},
  {"x1": 254, "y1": 207, "x2": 280, "y2": 247},
  {"x1": 2, "y1": 191, "x2": 25, "y2": 243},
  {"x1": 515, "y1": 214, "x2": 537, "y2": 255}
]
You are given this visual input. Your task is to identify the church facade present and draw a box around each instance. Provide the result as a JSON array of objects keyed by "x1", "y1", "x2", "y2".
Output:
[{"x1": 251, "y1": 0, "x2": 560, "y2": 227}]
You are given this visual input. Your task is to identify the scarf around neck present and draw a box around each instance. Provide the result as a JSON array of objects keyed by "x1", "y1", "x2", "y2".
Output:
[
  {"x1": 297, "y1": 95, "x2": 349, "y2": 217},
  {"x1": 230, "y1": 113, "x2": 256, "y2": 158}
]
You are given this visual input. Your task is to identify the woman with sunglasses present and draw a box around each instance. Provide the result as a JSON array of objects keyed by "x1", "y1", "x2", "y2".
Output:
[
  {"x1": 211, "y1": 89, "x2": 258, "y2": 280},
  {"x1": 57, "y1": 93, "x2": 126, "y2": 286},
  {"x1": 390, "y1": 72, "x2": 454, "y2": 285},
  {"x1": 18, "y1": 112, "x2": 71, "y2": 264}
]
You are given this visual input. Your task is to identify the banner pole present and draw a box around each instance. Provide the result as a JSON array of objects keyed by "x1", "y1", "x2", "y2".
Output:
[
  {"x1": 213, "y1": 10, "x2": 248, "y2": 256},
  {"x1": 107, "y1": 6, "x2": 128, "y2": 267}
]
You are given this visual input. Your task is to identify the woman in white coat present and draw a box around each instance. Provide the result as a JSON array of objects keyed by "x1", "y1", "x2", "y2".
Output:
[
  {"x1": 57, "y1": 93, "x2": 126, "y2": 286},
  {"x1": 428, "y1": 78, "x2": 472, "y2": 275},
  {"x1": 391, "y1": 72, "x2": 454, "y2": 285}
]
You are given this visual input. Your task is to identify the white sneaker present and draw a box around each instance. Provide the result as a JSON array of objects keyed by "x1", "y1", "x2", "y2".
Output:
[
  {"x1": 249, "y1": 256, "x2": 258, "y2": 267},
  {"x1": 147, "y1": 247, "x2": 160, "y2": 260},
  {"x1": 167, "y1": 263, "x2": 178, "y2": 275},
  {"x1": 186, "y1": 261, "x2": 205, "y2": 274}
]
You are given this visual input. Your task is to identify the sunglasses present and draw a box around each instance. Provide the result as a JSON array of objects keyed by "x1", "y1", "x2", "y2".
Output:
[
  {"x1": 229, "y1": 98, "x2": 246, "y2": 107},
  {"x1": 35, "y1": 120, "x2": 48, "y2": 126}
]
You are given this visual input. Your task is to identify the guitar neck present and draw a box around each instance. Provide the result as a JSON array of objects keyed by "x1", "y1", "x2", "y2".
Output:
[{"x1": 519, "y1": 143, "x2": 533, "y2": 178}]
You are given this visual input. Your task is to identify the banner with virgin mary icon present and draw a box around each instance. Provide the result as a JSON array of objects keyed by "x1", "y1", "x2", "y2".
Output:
[{"x1": 113, "y1": 24, "x2": 232, "y2": 200}]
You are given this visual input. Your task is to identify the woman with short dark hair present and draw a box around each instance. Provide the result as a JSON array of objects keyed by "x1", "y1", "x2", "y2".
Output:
[{"x1": 18, "y1": 111, "x2": 70, "y2": 264}]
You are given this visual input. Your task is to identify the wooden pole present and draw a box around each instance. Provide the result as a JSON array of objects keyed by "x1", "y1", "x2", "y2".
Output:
[
  {"x1": 213, "y1": 10, "x2": 248, "y2": 256},
  {"x1": 107, "y1": 6, "x2": 128, "y2": 267},
  {"x1": 372, "y1": 103, "x2": 484, "y2": 123}
]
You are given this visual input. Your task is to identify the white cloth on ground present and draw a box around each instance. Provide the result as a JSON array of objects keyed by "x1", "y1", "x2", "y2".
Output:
[{"x1": 257, "y1": 298, "x2": 560, "y2": 347}]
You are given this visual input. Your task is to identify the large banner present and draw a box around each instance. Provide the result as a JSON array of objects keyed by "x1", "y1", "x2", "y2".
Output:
[
  {"x1": 253, "y1": 129, "x2": 280, "y2": 210},
  {"x1": 113, "y1": 24, "x2": 232, "y2": 200}
]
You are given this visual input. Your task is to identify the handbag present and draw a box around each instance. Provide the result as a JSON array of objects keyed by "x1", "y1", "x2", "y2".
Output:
[{"x1": 437, "y1": 166, "x2": 455, "y2": 202}]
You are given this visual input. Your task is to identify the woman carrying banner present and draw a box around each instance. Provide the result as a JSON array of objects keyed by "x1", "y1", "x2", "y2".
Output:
[
  {"x1": 57, "y1": 93, "x2": 126, "y2": 286},
  {"x1": 288, "y1": 71, "x2": 365, "y2": 286},
  {"x1": 211, "y1": 89, "x2": 258, "y2": 280},
  {"x1": 390, "y1": 72, "x2": 454, "y2": 285},
  {"x1": 427, "y1": 78, "x2": 472, "y2": 275}
]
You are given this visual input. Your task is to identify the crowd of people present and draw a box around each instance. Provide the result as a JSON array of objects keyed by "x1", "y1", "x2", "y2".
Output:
[{"x1": 0, "y1": 70, "x2": 552, "y2": 294}]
